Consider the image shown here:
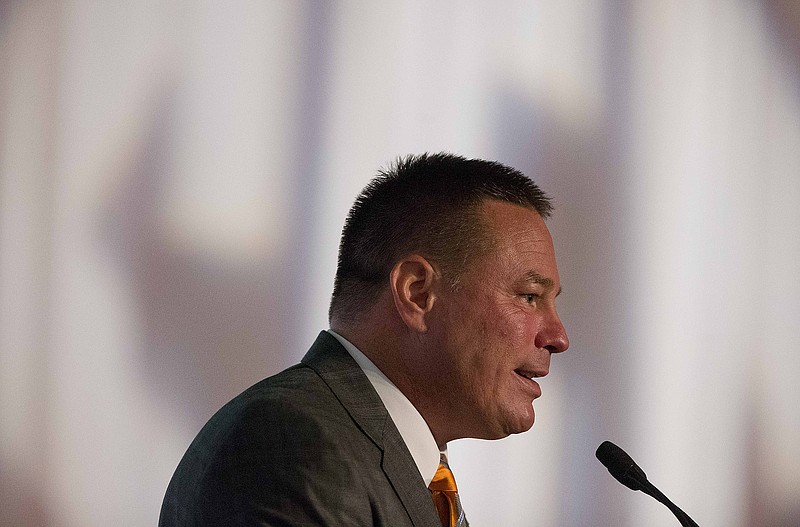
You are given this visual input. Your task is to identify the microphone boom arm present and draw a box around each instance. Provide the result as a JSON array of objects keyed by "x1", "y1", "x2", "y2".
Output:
[
  {"x1": 639, "y1": 478, "x2": 699, "y2": 527},
  {"x1": 596, "y1": 441, "x2": 700, "y2": 527}
]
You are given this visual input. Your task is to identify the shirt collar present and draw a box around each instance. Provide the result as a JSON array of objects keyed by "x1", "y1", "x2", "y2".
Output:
[{"x1": 327, "y1": 329, "x2": 442, "y2": 486}]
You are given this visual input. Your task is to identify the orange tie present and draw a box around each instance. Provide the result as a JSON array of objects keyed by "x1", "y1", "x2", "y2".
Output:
[{"x1": 428, "y1": 455, "x2": 468, "y2": 527}]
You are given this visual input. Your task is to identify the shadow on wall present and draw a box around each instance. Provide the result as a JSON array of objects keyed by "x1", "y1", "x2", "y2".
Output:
[
  {"x1": 0, "y1": 473, "x2": 46, "y2": 527},
  {"x1": 762, "y1": 0, "x2": 800, "y2": 74},
  {"x1": 97, "y1": 84, "x2": 302, "y2": 431}
]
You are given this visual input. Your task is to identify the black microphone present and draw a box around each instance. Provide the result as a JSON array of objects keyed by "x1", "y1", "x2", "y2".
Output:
[{"x1": 596, "y1": 441, "x2": 700, "y2": 527}]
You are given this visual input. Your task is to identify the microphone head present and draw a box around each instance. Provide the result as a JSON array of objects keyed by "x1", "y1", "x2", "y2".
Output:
[{"x1": 596, "y1": 441, "x2": 649, "y2": 492}]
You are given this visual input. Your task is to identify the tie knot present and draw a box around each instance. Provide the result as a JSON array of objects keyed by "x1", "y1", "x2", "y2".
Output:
[
  {"x1": 428, "y1": 454, "x2": 467, "y2": 526},
  {"x1": 428, "y1": 458, "x2": 458, "y2": 493}
]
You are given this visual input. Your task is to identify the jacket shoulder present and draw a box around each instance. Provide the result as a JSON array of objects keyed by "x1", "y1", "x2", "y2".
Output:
[{"x1": 160, "y1": 361, "x2": 411, "y2": 526}]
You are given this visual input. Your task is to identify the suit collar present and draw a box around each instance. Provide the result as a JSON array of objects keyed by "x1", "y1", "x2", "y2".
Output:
[
  {"x1": 301, "y1": 331, "x2": 387, "y2": 445},
  {"x1": 301, "y1": 331, "x2": 443, "y2": 527},
  {"x1": 327, "y1": 329, "x2": 442, "y2": 486}
]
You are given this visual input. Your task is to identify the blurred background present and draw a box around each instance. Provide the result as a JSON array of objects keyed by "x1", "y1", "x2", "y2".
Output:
[{"x1": 2, "y1": 1, "x2": 799, "y2": 526}]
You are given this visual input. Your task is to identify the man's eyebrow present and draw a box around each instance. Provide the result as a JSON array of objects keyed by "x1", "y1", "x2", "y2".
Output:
[{"x1": 522, "y1": 271, "x2": 562, "y2": 297}]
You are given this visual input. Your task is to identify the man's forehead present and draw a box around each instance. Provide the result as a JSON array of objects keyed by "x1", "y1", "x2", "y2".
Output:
[
  {"x1": 479, "y1": 200, "x2": 549, "y2": 237},
  {"x1": 475, "y1": 198, "x2": 559, "y2": 268},
  {"x1": 479, "y1": 201, "x2": 554, "y2": 252}
]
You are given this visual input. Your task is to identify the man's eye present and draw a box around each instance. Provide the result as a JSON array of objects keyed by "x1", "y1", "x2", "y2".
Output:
[{"x1": 522, "y1": 293, "x2": 539, "y2": 304}]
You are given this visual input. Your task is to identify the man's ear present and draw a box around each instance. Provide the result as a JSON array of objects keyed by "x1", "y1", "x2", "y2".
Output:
[{"x1": 389, "y1": 255, "x2": 438, "y2": 333}]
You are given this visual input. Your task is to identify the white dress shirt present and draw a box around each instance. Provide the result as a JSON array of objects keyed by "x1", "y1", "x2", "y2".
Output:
[{"x1": 327, "y1": 329, "x2": 443, "y2": 486}]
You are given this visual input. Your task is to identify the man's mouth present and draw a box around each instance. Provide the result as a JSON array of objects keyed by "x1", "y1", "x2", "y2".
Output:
[
  {"x1": 514, "y1": 369, "x2": 545, "y2": 398},
  {"x1": 514, "y1": 368, "x2": 544, "y2": 380}
]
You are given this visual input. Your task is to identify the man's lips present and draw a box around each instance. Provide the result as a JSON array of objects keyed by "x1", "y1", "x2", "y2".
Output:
[
  {"x1": 514, "y1": 368, "x2": 547, "y2": 379},
  {"x1": 514, "y1": 369, "x2": 546, "y2": 397}
]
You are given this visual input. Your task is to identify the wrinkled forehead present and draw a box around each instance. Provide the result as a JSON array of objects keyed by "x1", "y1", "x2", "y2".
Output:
[{"x1": 476, "y1": 199, "x2": 559, "y2": 277}]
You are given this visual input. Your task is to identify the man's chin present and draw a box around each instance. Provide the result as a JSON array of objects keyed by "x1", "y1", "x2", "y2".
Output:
[
  {"x1": 500, "y1": 410, "x2": 536, "y2": 437},
  {"x1": 517, "y1": 406, "x2": 537, "y2": 432},
  {"x1": 464, "y1": 406, "x2": 537, "y2": 440}
]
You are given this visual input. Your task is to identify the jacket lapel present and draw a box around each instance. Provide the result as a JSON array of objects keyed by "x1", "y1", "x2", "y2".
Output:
[{"x1": 301, "y1": 331, "x2": 442, "y2": 527}]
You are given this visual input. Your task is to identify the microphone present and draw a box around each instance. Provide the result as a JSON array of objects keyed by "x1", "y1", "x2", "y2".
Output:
[{"x1": 596, "y1": 441, "x2": 700, "y2": 527}]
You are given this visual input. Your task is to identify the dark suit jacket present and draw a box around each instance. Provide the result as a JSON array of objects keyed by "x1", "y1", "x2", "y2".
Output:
[{"x1": 159, "y1": 331, "x2": 443, "y2": 526}]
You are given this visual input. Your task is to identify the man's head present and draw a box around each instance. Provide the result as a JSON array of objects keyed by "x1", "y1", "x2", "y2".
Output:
[
  {"x1": 329, "y1": 153, "x2": 553, "y2": 324},
  {"x1": 330, "y1": 153, "x2": 568, "y2": 445}
]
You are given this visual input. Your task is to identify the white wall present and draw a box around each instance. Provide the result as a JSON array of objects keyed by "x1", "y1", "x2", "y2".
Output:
[{"x1": 1, "y1": 1, "x2": 798, "y2": 525}]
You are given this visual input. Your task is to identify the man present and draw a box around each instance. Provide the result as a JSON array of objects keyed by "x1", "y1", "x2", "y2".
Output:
[{"x1": 159, "y1": 153, "x2": 569, "y2": 526}]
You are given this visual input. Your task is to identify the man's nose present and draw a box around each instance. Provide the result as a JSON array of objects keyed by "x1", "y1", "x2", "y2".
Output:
[{"x1": 535, "y1": 309, "x2": 569, "y2": 354}]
